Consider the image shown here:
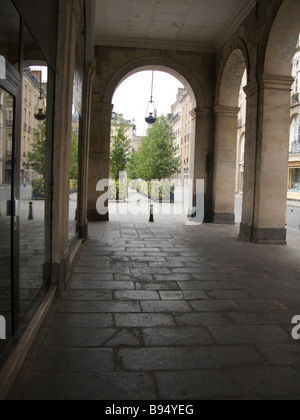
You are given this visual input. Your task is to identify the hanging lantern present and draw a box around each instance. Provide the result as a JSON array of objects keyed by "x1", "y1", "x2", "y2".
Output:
[{"x1": 145, "y1": 71, "x2": 157, "y2": 125}]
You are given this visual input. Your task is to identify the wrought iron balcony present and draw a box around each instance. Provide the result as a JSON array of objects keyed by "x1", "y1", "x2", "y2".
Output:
[
  {"x1": 290, "y1": 141, "x2": 300, "y2": 154},
  {"x1": 291, "y1": 92, "x2": 300, "y2": 106}
]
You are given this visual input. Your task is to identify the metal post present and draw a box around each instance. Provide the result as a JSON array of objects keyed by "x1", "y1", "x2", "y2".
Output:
[
  {"x1": 28, "y1": 201, "x2": 33, "y2": 220},
  {"x1": 149, "y1": 204, "x2": 154, "y2": 223}
]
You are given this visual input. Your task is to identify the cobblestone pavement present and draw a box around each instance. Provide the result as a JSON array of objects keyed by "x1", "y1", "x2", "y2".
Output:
[{"x1": 8, "y1": 221, "x2": 300, "y2": 400}]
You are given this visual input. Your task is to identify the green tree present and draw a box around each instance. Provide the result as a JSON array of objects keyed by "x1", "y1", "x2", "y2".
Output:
[
  {"x1": 133, "y1": 115, "x2": 181, "y2": 181},
  {"x1": 70, "y1": 127, "x2": 79, "y2": 179},
  {"x1": 27, "y1": 121, "x2": 79, "y2": 180},
  {"x1": 127, "y1": 149, "x2": 139, "y2": 180},
  {"x1": 26, "y1": 120, "x2": 47, "y2": 178},
  {"x1": 110, "y1": 118, "x2": 131, "y2": 181}
]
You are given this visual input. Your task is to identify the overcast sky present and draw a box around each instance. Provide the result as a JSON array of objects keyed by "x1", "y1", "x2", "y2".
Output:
[{"x1": 112, "y1": 71, "x2": 184, "y2": 136}]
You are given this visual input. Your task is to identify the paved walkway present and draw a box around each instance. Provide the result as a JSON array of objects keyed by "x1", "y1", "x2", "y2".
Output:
[{"x1": 8, "y1": 221, "x2": 300, "y2": 400}]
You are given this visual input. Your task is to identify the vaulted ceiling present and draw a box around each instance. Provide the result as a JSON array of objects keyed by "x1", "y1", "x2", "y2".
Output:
[{"x1": 94, "y1": 0, "x2": 256, "y2": 52}]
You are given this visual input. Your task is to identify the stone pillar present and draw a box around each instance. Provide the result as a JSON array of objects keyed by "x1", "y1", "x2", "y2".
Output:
[
  {"x1": 51, "y1": 0, "x2": 83, "y2": 290},
  {"x1": 87, "y1": 102, "x2": 113, "y2": 221},
  {"x1": 213, "y1": 105, "x2": 240, "y2": 224},
  {"x1": 239, "y1": 80, "x2": 259, "y2": 241},
  {"x1": 241, "y1": 74, "x2": 293, "y2": 244},
  {"x1": 188, "y1": 107, "x2": 213, "y2": 222},
  {"x1": 77, "y1": 62, "x2": 95, "y2": 239}
]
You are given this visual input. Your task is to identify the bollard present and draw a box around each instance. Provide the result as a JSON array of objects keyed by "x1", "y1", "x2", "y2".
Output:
[
  {"x1": 28, "y1": 201, "x2": 33, "y2": 220},
  {"x1": 149, "y1": 204, "x2": 154, "y2": 223}
]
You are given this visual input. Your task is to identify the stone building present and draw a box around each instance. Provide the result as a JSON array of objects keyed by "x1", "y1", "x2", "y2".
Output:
[
  {"x1": 289, "y1": 35, "x2": 300, "y2": 201},
  {"x1": 170, "y1": 88, "x2": 192, "y2": 185},
  {"x1": 21, "y1": 68, "x2": 44, "y2": 183},
  {"x1": 0, "y1": 89, "x2": 13, "y2": 185},
  {"x1": 236, "y1": 36, "x2": 300, "y2": 201},
  {"x1": 111, "y1": 112, "x2": 143, "y2": 153},
  {"x1": 0, "y1": 0, "x2": 300, "y2": 399}
]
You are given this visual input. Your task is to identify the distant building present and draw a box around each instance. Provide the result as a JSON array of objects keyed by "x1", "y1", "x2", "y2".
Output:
[
  {"x1": 289, "y1": 35, "x2": 300, "y2": 201},
  {"x1": 170, "y1": 88, "x2": 192, "y2": 185},
  {"x1": 0, "y1": 89, "x2": 13, "y2": 185},
  {"x1": 111, "y1": 112, "x2": 143, "y2": 153},
  {"x1": 236, "y1": 35, "x2": 300, "y2": 201},
  {"x1": 20, "y1": 68, "x2": 46, "y2": 183},
  {"x1": 236, "y1": 70, "x2": 247, "y2": 195}
]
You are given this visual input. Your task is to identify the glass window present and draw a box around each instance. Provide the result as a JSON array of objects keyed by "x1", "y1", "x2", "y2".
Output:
[
  {"x1": 288, "y1": 168, "x2": 300, "y2": 193},
  {"x1": 19, "y1": 25, "x2": 49, "y2": 322},
  {"x1": 0, "y1": 88, "x2": 14, "y2": 354}
]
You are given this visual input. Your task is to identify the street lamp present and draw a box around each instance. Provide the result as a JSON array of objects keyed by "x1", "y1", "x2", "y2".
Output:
[
  {"x1": 34, "y1": 87, "x2": 46, "y2": 121},
  {"x1": 145, "y1": 71, "x2": 157, "y2": 125},
  {"x1": 34, "y1": 71, "x2": 46, "y2": 121}
]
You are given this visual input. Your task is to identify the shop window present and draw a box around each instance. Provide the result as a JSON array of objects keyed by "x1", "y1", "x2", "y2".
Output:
[{"x1": 289, "y1": 168, "x2": 300, "y2": 193}]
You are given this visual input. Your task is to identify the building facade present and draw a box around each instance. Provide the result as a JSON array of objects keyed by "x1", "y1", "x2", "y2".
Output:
[
  {"x1": 0, "y1": 89, "x2": 13, "y2": 185},
  {"x1": 111, "y1": 112, "x2": 143, "y2": 154},
  {"x1": 289, "y1": 35, "x2": 300, "y2": 201},
  {"x1": 170, "y1": 88, "x2": 192, "y2": 185},
  {"x1": 236, "y1": 36, "x2": 300, "y2": 202},
  {"x1": 21, "y1": 68, "x2": 44, "y2": 183}
]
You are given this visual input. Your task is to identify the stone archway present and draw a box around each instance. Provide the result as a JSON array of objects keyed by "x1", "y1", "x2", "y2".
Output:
[
  {"x1": 213, "y1": 44, "x2": 248, "y2": 224},
  {"x1": 240, "y1": 0, "x2": 300, "y2": 244},
  {"x1": 87, "y1": 48, "x2": 215, "y2": 221}
]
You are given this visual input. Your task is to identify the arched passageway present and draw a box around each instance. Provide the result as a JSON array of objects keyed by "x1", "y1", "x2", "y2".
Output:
[
  {"x1": 240, "y1": 0, "x2": 300, "y2": 244},
  {"x1": 213, "y1": 46, "x2": 248, "y2": 224},
  {"x1": 87, "y1": 50, "x2": 215, "y2": 223}
]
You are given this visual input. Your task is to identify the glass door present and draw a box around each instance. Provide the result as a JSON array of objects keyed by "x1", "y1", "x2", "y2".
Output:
[{"x1": 0, "y1": 87, "x2": 15, "y2": 353}]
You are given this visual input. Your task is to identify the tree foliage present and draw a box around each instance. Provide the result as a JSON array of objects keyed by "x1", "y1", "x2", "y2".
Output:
[
  {"x1": 26, "y1": 121, "x2": 79, "y2": 180},
  {"x1": 128, "y1": 115, "x2": 181, "y2": 181},
  {"x1": 70, "y1": 128, "x2": 79, "y2": 179},
  {"x1": 110, "y1": 118, "x2": 131, "y2": 181},
  {"x1": 26, "y1": 120, "x2": 47, "y2": 178}
]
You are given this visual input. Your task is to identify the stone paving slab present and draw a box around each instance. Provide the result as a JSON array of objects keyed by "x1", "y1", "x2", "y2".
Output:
[{"x1": 7, "y1": 221, "x2": 300, "y2": 400}]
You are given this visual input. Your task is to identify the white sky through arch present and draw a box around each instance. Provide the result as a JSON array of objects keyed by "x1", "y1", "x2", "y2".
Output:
[{"x1": 112, "y1": 71, "x2": 184, "y2": 136}]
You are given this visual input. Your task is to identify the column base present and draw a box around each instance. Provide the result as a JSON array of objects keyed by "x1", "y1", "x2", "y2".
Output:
[
  {"x1": 87, "y1": 209, "x2": 109, "y2": 222},
  {"x1": 213, "y1": 213, "x2": 235, "y2": 224},
  {"x1": 251, "y1": 226, "x2": 287, "y2": 245},
  {"x1": 239, "y1": 223, "x2": 287, "y2": 245},
  {"x1": 239, "y1": 223, "x2": 252, "y2": 242}
]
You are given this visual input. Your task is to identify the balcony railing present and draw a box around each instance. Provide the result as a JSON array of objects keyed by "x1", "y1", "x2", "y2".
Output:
[
  {"x1": 290, "y1": 141, "x2": 300, "y2": 154},
  {"x1": 291, "y1": 93, "x2": 300, "y2": 106},
  {"x1": 237, "y1": 118, "x2": 244, "y2": 127}
]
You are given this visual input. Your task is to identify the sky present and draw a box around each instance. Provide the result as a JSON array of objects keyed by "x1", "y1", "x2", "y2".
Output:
[{"x1": 112, "y1": 71, "x2": 184, "y2": 136}]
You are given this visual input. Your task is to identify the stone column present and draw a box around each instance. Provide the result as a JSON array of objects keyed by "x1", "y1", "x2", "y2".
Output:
[
  {"x1": 239, "y1": 80, "x2": 259, "y2": 241},
  {"x1": 51, "y1": 0, "x2": 83, "y2": 290},
  {"x1": 243, "y1": 74, "x2": 293, "y2": 244},
  {"x1": 77, "y1": 62, "x2": 95, "y2": 239},
  {"x1": 87, "y1": 102, "x2": 113, "y2": 221},
  {"x1": 188, "y1": 107, "x2": 213, "y2": 222},
  {"x1": 213, "y1": 105, "x2": 240, "y2": 224}
]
